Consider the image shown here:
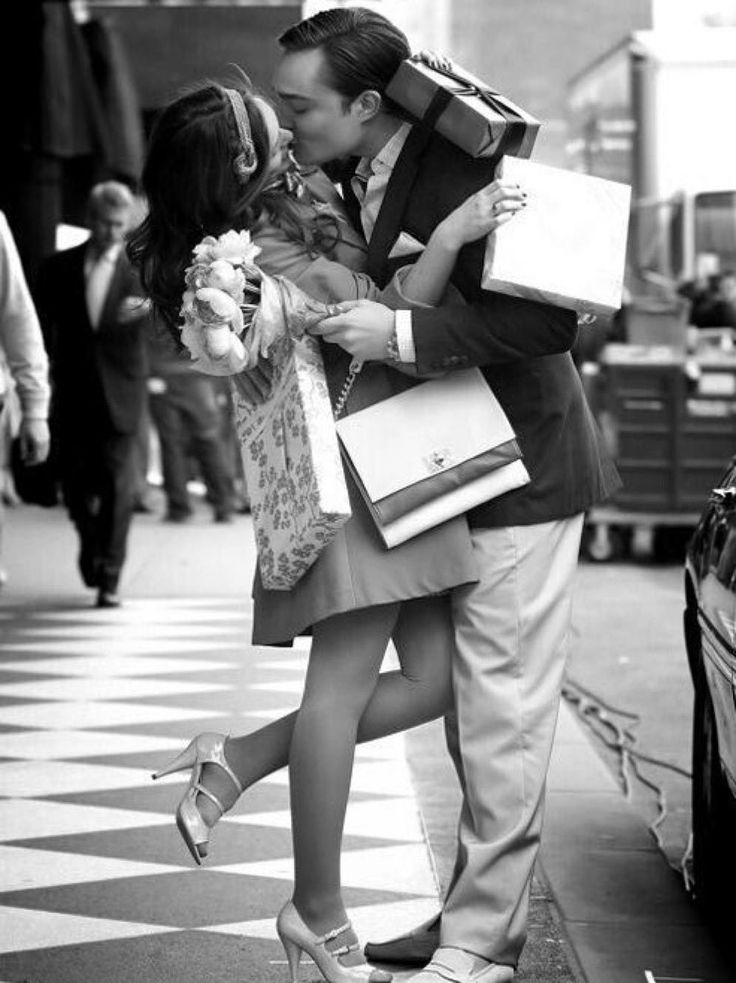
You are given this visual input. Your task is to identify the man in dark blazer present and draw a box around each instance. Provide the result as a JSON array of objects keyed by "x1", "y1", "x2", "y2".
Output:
[
  {"x1": 37, "y1": 181, "x2": 149, "y2": 607},
  {"x1": 274, "y1": 9, "x2": 619, "y2": 983}
]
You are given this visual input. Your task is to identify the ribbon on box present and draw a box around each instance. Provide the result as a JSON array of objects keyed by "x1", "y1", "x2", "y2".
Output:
[
  {"x1": 385, "y1": 59, "x2": 538, "y2": 160},
  {"x1": 416, "y1": 64, "x2": 528, "y2": 158}
]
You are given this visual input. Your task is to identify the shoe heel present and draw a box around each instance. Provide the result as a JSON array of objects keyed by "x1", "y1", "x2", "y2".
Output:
[
  {"x1": 152, "y1": 740, "x2": 198, "y2": 780},
  {"x1": 278, "y1": 932, "x2": 302, "y2": 983}
]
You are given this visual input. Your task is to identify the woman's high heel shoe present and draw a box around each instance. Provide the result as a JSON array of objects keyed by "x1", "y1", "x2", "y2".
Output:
[
  {"x1": 152, "y1": 732, "x2": 244, "y2": 865},
  {"x1": 276, "y1": 900, "x2": 392, "y2": 983}
]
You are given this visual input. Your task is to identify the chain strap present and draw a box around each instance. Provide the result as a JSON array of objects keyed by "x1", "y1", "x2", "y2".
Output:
[{"x1": 333, "y1": 359, "x2": 363, "y2": 420}]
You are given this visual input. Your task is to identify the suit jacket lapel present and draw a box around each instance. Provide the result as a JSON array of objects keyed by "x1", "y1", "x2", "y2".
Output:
[
  {"x1": 68, "y1": 245, "x2": 94, "y2": 332},
  {"x1": 365, "y1": 123, "x2": 435, "y2": 285}
]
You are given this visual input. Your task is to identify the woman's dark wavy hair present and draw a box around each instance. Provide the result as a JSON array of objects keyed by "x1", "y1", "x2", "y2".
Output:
[{"x1": 127, "y1": 77, "x2": 339, "y2": 341}]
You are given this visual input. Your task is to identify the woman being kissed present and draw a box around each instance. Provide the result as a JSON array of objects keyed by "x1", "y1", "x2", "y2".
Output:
[{"x1": 129, "y1": 75, "x2": 522, "y2": 983}]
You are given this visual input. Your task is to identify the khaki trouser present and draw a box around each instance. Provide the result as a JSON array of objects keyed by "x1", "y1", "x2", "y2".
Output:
[{"x1": 441, "y1": 514, "x2": 585, "y2": 966}]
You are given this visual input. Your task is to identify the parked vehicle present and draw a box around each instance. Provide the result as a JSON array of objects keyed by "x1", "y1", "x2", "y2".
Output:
[{"x1": 683, "y1": 457, "x2": 736, "y2": 922}]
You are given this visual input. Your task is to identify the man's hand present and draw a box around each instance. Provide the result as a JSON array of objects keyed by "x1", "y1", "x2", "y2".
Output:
[
  {"x1": 147, "y1": 377, "x2": 167, "y2": 395},
  {"x1": 232, "y1": 357, "x2": 275, "y2": 405},
  {"x1": 310, "y1": 300, "x2": 395, "y2": 362},
  {"x1": 19, "y1": 418, "x2": 50, "y2": 465},
  {"x1": 117, "y1": 295, "x2": 151, "y2": 324}
]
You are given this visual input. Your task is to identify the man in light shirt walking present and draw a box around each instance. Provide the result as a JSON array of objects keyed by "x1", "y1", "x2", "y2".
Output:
[{"x1": 0, "y1": 210, "x2": 51, "y2": 586}]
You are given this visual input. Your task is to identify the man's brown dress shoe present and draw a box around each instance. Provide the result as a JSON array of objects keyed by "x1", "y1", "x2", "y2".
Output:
[{"x1": 364, "y1": 913, "x2": 440, "y2": 966}]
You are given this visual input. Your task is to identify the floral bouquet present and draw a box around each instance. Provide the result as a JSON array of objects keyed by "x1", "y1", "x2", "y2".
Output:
[
  {"x1": 179, "y1": 229, "x2": 340, "y2": 377},
  {"x1": 179, "y1": 229, "x2": 351, "y2": 591}
]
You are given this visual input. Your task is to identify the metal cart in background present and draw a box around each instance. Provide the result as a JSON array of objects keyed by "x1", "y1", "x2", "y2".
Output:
[{"x1": 582, "y1": 318, "x2": 736, "y2": 561}]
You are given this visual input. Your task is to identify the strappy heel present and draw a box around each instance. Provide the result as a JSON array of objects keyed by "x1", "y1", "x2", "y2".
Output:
[
  {"x1": 152, "y1": 732, "x2": 244, "y2": 865},
  {"x1": 276, "y1": 900, "x2": 392, "y2": 983}
]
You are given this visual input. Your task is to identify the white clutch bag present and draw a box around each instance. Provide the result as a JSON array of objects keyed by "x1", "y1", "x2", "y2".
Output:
[{"x1": 335, "y1": 368, "x2": 530, "y2": 548}]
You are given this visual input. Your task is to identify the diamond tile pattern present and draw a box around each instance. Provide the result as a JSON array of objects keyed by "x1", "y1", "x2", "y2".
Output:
[{"x1": 0, "y1": 599, "x2": 438, "y2": 981}]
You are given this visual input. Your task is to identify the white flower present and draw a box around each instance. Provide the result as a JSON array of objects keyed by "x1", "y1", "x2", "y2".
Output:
[
  {"x1": 207, "y1": 259, "x2": 245, "y2": 297},
  {"x1": 192, "y1": 229, "x2": 261, "y2": 267},
  {"x1": 180, "y1": 318, "x2": 249, "y2": 375},
  {"x1": 179, "y1": 228, "x2": 265, "y2": 372},
  {"x1": 191, "y1": 287, "x2": 241, "y2": 328},
  {"x1": 184, "y1": 259, "x2": 245, "y2": 301},
  {"x1": 204, "y1": 324, "x2": 236, "y2": 358}
]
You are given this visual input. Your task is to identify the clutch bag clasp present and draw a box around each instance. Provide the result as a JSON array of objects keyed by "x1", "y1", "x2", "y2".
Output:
[{"x1": 423, "y1": 448, "x2": 455, "y2": 474}]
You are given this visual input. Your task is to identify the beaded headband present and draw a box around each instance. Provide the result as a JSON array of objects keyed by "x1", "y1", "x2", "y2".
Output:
[{"x1": 222, "y1": 87, "x2": 258, "y2": 183}]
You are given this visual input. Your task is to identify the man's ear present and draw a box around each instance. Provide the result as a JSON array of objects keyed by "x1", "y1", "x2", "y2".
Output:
[{"x1": 352, "y1": 89, "x2": 383, "y2": 122}]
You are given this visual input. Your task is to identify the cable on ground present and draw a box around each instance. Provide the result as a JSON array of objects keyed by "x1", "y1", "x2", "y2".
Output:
[{"x1": 562, "y1": 674, "x2": 694, "y2": 893}]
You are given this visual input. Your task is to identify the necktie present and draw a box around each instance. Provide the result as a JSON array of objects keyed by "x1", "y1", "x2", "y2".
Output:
[
  {"x1": 351, "y1": 167, "x2": 369, "y2": 204},
  {"x1": 86, "y1": 252, "x2": 109, "y2": 330},
  {"x1": 351, "y1": 163, "x2": 382, "y2": 243}
]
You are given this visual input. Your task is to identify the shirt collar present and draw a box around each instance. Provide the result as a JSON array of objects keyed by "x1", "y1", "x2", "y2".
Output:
[{"x1": 356, "y1": 121, "x2": 413, "y2": 180}]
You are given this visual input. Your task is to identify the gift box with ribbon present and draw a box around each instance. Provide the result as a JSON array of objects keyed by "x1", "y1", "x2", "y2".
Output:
[
  {"x1": 482, "y1": 155, "x2": 632, "y2": 317},
  {"x1": 385, "y1": 59, "x2": 540, "y2": 159},
  {"x1": 230, "y1": 334, "x2": 351, "y2": 591}
]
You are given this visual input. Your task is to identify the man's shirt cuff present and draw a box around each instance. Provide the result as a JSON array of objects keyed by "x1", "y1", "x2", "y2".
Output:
[{"x1": 395, "y1": 309, "x2": 416, "y2": 363}]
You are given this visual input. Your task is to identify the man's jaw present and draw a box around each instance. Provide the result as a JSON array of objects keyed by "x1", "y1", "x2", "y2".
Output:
[{"x1": 291, "y1": 142, "x2": 328, "y2": 167}]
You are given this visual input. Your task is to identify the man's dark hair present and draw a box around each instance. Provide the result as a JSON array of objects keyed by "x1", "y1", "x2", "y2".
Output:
[{"x1": 279, "y1": 6, "x2": 410, "y2": 106}]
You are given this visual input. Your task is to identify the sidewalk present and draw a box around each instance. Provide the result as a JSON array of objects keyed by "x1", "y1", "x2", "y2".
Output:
[{"x1": 0, "y1": 499, "x2": 733, "y2": 983}]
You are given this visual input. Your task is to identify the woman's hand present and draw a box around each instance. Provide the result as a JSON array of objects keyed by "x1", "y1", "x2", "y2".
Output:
[
  {"x1": 411, "y1": 49, "x2": 454, "y2": 73},
  {"x1": 435, "y1": 181, "x2": 527, "y2": 251},
  {"x1": 117, "y1": 295, "x2": 151, "y2": 324}
]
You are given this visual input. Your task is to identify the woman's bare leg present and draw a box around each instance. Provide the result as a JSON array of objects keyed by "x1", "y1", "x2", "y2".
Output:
[
  {"x1": 289, "y1": 602, "x2": 399, "y2": 944},
  {"x1": 371, "y1": 594, "x2": 455, "y2": 727},
  {"x1": 196, "y1": 596, "x2": 456, "y2": 832}
]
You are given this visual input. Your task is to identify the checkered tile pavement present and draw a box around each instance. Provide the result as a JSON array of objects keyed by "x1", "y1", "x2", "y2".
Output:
[{"x1": 0, "y1": 598, "x2": 440, "y2": 983}]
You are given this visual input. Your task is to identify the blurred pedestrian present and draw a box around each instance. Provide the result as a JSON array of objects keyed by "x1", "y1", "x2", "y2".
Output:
[
  {"x1": 678, "y1": 251, "x2": 719, "y2": 320},
  {"x1": 690, "y1": 271, "x2": 736, "y2": 329},
  {"x1": 212, "y1": 376, "x2": 250, "y2": 513},
  {"x1": 131, "y1": 401, "x2": 155, "y2": 513},
  {"x1": 0, "y1": 211, "x2": 51, "y2": 586},
  {"x1": 37, "y1": 181, "x2": 149, "y2": 608},
  {"x1": 146, "y1": 320, "x2": 235, "y2": 524}
]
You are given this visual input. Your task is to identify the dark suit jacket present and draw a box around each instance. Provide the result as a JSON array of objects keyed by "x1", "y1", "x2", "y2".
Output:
[
  {"x1": 340, "y1": 128, "x2": 620, "y2": 528},
  {"x1": 37, "y1": 242, "x2": 148, "y2": 436}
]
